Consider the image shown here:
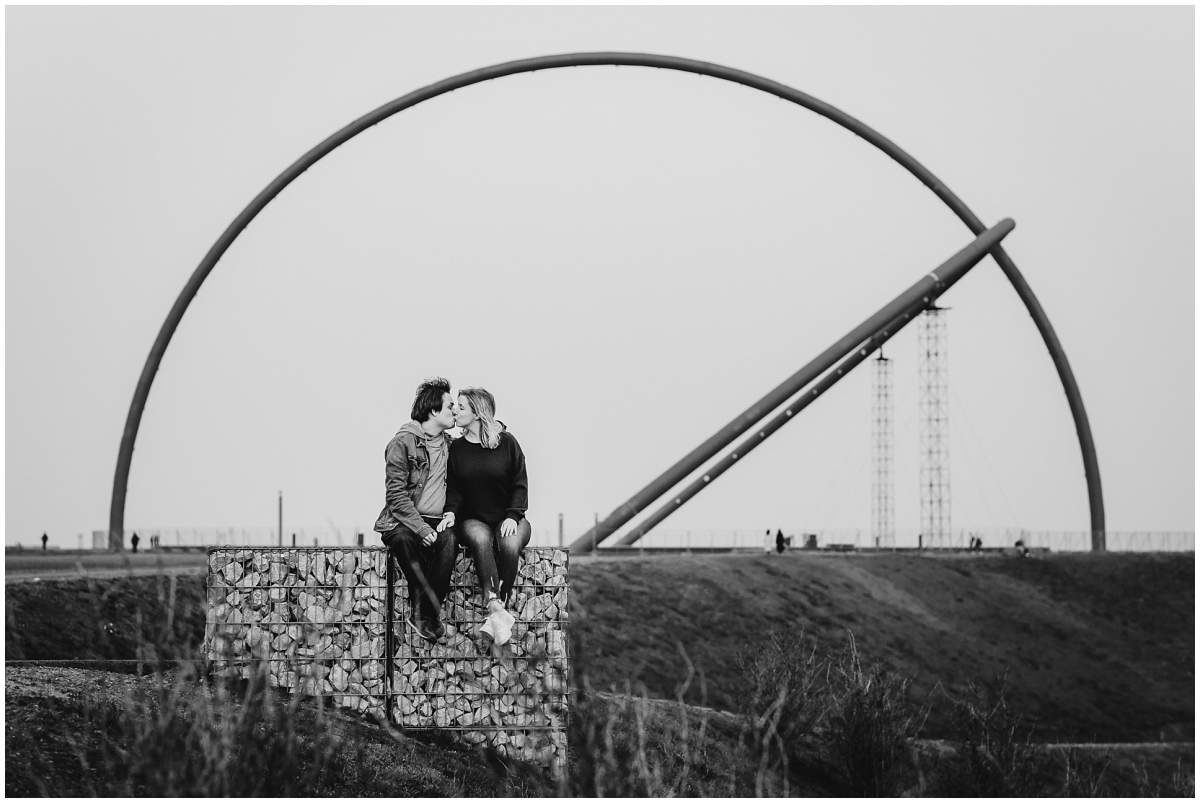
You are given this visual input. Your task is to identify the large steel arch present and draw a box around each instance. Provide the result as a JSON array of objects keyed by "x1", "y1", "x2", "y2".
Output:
[{"x1": 109, "y1": 52, "x2": 1105, "y2": 551}]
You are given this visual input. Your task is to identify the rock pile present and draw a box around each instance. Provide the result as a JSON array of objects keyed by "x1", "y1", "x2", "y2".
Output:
[
  {"x1": 205, "y1": 546, "x2": 569, "y2": 773},
  {"x1": 206, "y1": 548, "x2": 390, "y2": 718},
  {"x1": 393, "y1": 548, "x2": 569, "y2": 770}
]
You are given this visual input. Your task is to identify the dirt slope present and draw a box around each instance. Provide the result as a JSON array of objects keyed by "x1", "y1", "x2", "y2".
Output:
[{"x1": 568, "y1": 551, "x2": 1194, "y2": 742}]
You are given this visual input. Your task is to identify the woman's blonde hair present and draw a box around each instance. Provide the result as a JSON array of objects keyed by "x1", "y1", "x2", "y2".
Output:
[{"x1": 459, "y1": 387, "x2": 502, "y2": 449}]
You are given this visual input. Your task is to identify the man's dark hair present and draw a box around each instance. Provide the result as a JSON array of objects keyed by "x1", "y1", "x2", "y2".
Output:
[{"x1": 411, "y1": 376, "x2": 451, "y2": 422}]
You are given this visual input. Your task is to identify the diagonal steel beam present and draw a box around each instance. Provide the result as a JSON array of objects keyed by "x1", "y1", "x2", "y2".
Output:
[
  {"x1": 572, "y1": 219, "x2": 1014, "y2": 553},
  {"x1": 616, "y1": 287, "x2": 938, "y2": 545}
]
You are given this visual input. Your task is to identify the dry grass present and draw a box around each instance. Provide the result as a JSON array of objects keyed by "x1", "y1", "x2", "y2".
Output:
[
  {"x1": 566, "y1": 639, "x2": 774, "y2": 796},
  {"x1": 5, "y1": 551, "x2": 1195, "y2": 796},
  {"x1": 5, "y1": 662, "x2": 558, "y2": 797}
]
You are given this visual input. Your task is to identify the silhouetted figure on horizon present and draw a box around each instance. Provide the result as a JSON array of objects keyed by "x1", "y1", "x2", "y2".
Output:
[
  {"x1": 41, "y1": 532, "x2": 48, "y2": 551},
  {"x1": 1014, "y1": 538, "x2": 1029, "y2": 558},
  {"x1": 131, "y1": 532, "x2": 140, "y2": 554},
  {"x1": 775, "y1": 529, "x2": 786, "y2": 554}
]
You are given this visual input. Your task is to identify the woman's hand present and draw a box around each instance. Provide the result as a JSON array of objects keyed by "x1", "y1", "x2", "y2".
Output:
[
  {"x1": 437, "y1": 512, "x2": 455, "y2": 533},
  {"x1": 500, "y1": 518, "x2": 518, "y2": 538}
]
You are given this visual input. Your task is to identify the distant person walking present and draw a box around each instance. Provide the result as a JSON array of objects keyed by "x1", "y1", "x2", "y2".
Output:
[
  {"x1": 41, "y1": 532, "x2": 48, "y2": 551},
  {"x1": 446, "y1": 387, "x2": 530, "y2": 647},
  {"x1": 374, "y1": 377, "x2": 458, "y2": 643},
  {"x1": 130, "y1": 532, "x2": 140, "y2": 553},
  {"x1": 775, "y1": 528, "x2": 786, "y2": 554},
  {"x1": 764, "y1": 529, "x2": 773, "y2": 554}
]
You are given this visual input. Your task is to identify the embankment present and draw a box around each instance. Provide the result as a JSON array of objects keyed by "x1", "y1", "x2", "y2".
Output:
[
  {"x1": 6, "y1": 550, "x2": 1193, "y2": 742},
  {"x1": 569, "y1": 551, "x2": 1194, "y2": 742}
]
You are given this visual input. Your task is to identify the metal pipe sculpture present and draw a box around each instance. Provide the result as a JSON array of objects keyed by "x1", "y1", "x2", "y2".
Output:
[
  {"x1": 614, "y1": 223, "x2": 1013, "y2": 546},
  {"x1": 585, "y1": 219, "x2": 1014, "y2": 550},
  {"x1": 109, "y1": 53, "x2": 1103, "y2": 551}
]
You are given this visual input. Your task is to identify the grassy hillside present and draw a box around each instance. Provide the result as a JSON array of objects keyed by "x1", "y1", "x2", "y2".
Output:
[
  {"x1": 569, "y1": 551, "x2": 1194, "y2": 742},
  {"x1": 6, "y1": 552, "x2": 1193, "y2": 741},
  {"x1": 5, "y1": 571, "x2": 205, "y2": 664},
  {"x1": 4, "y1": 550, "x2": 1194, "y2": 795}
]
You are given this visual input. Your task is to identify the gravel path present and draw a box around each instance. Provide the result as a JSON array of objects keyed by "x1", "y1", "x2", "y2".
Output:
[
  {"x1": 5, "y1": 664, "x2": 164, "y2": 707},
  {"x1": 5, "y1": 566, "x2": 205, "y2": 584},
  {"x1": 5, "y1": 552, "x2": 207, "y2": 583}
]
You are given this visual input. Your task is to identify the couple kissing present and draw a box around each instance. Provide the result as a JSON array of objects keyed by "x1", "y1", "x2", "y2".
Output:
[{"x1": 374, "y1": 377, "x2": 530, "y2": 647}]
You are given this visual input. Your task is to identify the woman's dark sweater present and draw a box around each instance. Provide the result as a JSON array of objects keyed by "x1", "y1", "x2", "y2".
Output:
[{"x1": 446, "y1": 431, "x2": 528, "y2": 526}]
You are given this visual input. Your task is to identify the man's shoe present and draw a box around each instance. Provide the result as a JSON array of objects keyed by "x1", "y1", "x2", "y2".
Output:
[
  {"x1": 406, "y1": 612, "x2": 438, "y2": 642},
  {"x1": 425, "y1": 612, "x2": 446, "y2": 640}
]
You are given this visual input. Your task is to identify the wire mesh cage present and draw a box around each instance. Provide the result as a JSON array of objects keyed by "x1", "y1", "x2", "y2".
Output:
[
  {"x1": 204, "y1": 545, "x2": 569, "y2": 774},
  {"x1": 389, "y1": 547, "x2": 569, "y2": 771}
]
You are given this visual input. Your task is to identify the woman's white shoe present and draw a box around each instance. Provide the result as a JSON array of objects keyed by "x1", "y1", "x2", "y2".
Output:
[{"x1": 480, "y1": 600, "x2": 515, "y2": 646}]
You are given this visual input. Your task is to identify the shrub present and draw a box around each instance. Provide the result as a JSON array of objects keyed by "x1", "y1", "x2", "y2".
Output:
[
  {"x1": 734, "y1": 628, "x2": 829, "y2": 794},
  {"x1": 822, "y1": 631, "x2": 927, "y2": 796},
  {"x1": 924, "y1": 671, "x2": 1039, "y2": 796}
]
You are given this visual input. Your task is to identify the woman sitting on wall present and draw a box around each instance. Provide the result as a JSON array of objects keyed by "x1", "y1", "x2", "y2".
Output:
[{"x1": 444, "y1": 386, "x2": 530, "y2": 646}]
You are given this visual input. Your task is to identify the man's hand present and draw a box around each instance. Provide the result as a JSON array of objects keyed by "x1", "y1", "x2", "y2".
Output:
[
  {"x1": 437, "y1": 512, "x2": 455, "y2": 533},
  {"x1": 421, "y1": 529, "x2": 437, "y2": 547},
  {"x1": 500, "y1": 518, "x2": 518, "y2": 538}
]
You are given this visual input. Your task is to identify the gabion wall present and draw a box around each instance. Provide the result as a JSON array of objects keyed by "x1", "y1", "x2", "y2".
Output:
[{"x1": 205, "y1": 546, "x2": 569, "y2": 773}]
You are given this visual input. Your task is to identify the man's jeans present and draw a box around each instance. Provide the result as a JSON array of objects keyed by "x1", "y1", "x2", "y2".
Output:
[{"x1": 381, "y1": 515, "x2": 456, "y2": 621}]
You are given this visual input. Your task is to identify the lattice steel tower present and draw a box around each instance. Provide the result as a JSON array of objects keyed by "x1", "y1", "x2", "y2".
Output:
[
  {"x1": 919, "y1": 307, "x2": 951, "y2": 547},
  {"x1": 871, "y1": 351, "x2": 895, "y2": 547}
]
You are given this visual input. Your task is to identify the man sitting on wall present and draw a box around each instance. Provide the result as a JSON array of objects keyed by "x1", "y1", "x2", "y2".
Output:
[{"x1": 374, "y1": 377, "x2": 458, "y2": 642}]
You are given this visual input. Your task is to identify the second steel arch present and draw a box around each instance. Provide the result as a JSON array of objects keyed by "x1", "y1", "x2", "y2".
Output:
[{"x1": 108, "y1": 52, "x2": 1105, "y2": 551}]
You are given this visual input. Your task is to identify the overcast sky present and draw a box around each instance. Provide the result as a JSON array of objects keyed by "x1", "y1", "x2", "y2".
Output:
[{"x1": 5, "y1": 5, "x2": 1194, "y2": 548}]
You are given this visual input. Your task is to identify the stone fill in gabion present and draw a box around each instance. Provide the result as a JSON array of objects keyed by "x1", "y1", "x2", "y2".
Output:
[
  {"x1": 204, "y1": 546, "x2": 568, "y2": 774},
  {"x1": 393, "y1": 548, "x2": 568, "y2": 772}
]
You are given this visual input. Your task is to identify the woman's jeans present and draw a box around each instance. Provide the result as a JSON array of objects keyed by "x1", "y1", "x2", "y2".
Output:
[{"x1": 456, "y1": 517, "x2": 532, "y2": 605}]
